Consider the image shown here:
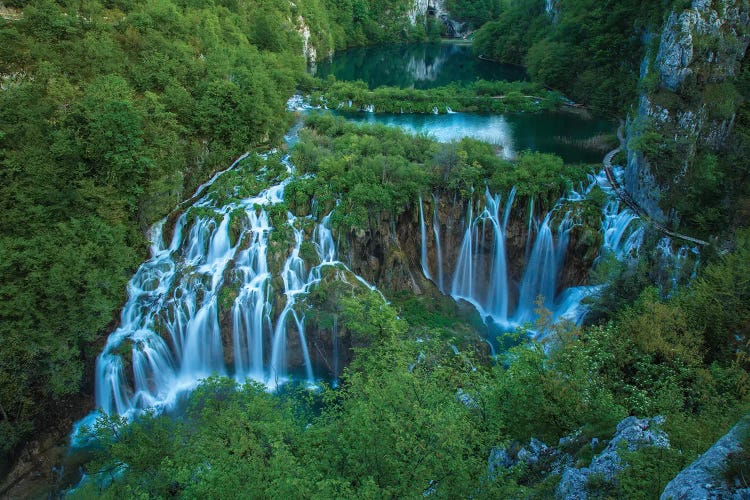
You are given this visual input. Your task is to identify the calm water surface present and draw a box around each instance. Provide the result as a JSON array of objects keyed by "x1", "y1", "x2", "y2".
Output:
[
  {"x1": 330, "y1": 111, "x2": 614, "y2": 164},
  {"x1": 314, "y1": 43, "x2": 614, "y2": 163},
  {"x1": 314, "y1": 43, "x2": 526, "y2": 89}
]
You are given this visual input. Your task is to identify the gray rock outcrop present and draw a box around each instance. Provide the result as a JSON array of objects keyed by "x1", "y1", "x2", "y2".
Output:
[
  {"x1": 487, "y1": 416, "x2": 670, "y2": 499},
  {"x1": 556, "y1": 416, "x2": 670, "y2": 499},
  {"x1": 661, "y1": 415, "x2": 750, "y2": 500}
]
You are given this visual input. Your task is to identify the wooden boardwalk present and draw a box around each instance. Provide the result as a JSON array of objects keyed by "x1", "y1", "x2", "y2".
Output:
[{"x1": 602, "y1": 135, "x2": 709, "y2": 247}]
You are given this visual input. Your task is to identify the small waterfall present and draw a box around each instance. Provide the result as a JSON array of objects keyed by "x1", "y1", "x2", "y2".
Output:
[
  {"x1": 655, "y1": 237, "x2": 697, "y2": 294},
  {"x1": 451, "y1": 202, "x2": 475, "y2": 301},
  {"x1": 601, "y1": 199, "x2": 641, "y2": 258},
  {"x1": 432, "y1": 106, "x2": 439, "y2": 115},
  {"x1": 525, "y1": 197, "x2": 535, "y2": 261},
  {"x1": 502, "y1": 186, "x2": 516, "y2": 230},
  {"x1": 270, "y1": 221, "x2": 315, "y2": 385},
  {"x1": 450, "y1": 189, "x2": 510, "y2": 325},
  {"x1": 515, "y1": 214, "x2": 558, "y2": 323},
  {"x1": 432, "y1": 194, "x2": 445, "y2": 292},
  {"x1": 419, "y1": 195, "x2": 432, "y2": 281}
]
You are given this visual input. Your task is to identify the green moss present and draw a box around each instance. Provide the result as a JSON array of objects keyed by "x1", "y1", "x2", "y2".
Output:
[
  {"x1": 228, "y1": 208, "x2": 247, "y2": 248},
  {"x1": 186, "y1": 206, "x2": 222, "y2": 225},
  {"x1": 218, "y1": 286, "x2": 239, "y2": 314},
  {"x1": 299, "y1": 240, "x2": 320, "y2": 268}
]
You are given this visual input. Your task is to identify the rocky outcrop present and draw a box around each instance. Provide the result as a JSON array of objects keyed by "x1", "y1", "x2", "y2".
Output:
[
  {"x1": 487, "y1": 416, "x2": 670, "y2": 499},
  {"x1": 557, "y1": 416, "x2": 670, "y2": 499},
  {"x1": 661, "y1": 414, "x2": 750, "y2": 500},
  {"x1": 625, "y1": 0, "x2": 750, "y2": 222},
  {"x1": 408, "y1": 0, "x2": 446, "y2": 25},
  {"x1": 656, "y1": 1, "x2": 750, "y2": 92},
  {"x1": 296, "y1": 16, "x2": 317, "y2": 64}
]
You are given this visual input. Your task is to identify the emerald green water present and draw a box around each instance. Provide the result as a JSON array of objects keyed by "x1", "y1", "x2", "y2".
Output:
[
  {"x1": 334, "y1": 111, "x2": 614, "y2": 164},
  {"x1": 314, "y1": 43, "x2": 526, "y2": 89},
  {"x1": 313, "y1": 42, "x2": 614, "y2": 164}
]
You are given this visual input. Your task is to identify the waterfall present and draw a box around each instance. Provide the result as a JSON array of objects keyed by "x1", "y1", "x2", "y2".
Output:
[
  {"x1": 601, "y1": 199, "x2": 641, "y2": 258},
  {"x1": 432, "y1": 194, "x2": 445, "y2": 292},
  {"x1": 419, "y1": 195, "x2": 432, "y2": 281},
  {"x1": 450, "y1": 189, "x2": 510, "y2": 326},
  {"x1": 232, "y1": 209, "x2": 272, "y2": 381},
  {"x1": 515, "y1": 214, "x2": 558, "y2": 323},
  {"x1": 92, "y1": 136, "x2": 382, "y2": 419},
  {"x1": 420, "y1": 167, "x2": 650, "y2": 332},
  {"x1": 451, "y1": 202, "x2": 475, "y2": 301},
  {"x1": 269, "y1": 221, "x2": 315, "y2": 385}
]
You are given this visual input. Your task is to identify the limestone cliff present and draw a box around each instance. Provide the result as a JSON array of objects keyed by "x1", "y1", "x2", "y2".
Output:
[
  {"x1": 409, "y1": 0, "x2": 446, "y2": 25},
  {"x1": 624, "y1": 0, "x2": 750, "y2": 223}
]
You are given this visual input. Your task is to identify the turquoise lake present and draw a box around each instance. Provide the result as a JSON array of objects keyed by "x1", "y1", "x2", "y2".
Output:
[{"x1": 312, "y1": 43, "x2": 615, "y2": 164}]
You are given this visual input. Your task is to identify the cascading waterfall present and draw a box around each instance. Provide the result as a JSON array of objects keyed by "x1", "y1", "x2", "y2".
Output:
[
  {"x1": 231, "y1": 210, "x2": 272, "y2": 380},
  {"x1": 449, "y1": 188, "x2": 512, "y2": 326},
  {"x1": 419, "y1": 195, "x2": 432, "y2": 281},
  {"x1": 515, "y1": 213, "x2": 563, "y2": 323},
  {"x1": 419, "y1": 168, "x2": 648, "y2": 330},
  {"x1": 91, "y1": 133, "x2": 378, "y2": 420}
]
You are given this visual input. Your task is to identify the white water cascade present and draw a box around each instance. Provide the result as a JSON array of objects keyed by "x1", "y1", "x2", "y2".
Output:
[
  {"x1": 450, "y1": 188, "x2": 514, "y2": 326},
  {"x1": 419, "y1": 168, "x2": 647, "y2": 330},
  {"x1": 92, "y1": 139, "x2": 378, "y2": 420}
]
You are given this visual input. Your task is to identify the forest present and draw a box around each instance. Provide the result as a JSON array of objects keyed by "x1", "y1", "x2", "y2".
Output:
[{"x1": 1, "y1": 0, "x2": 749, "y2": 497}]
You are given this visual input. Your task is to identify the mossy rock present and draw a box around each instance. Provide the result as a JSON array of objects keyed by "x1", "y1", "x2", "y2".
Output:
[
  {"x1": 228, "y1": 208, "x2": 247, "y2": 248},
  {"x1": 218, "y1": 286, "x2": 239, "y2": 314},
  {"x1": 299, "y1": 240, "x2": 320, "y2": 268}
]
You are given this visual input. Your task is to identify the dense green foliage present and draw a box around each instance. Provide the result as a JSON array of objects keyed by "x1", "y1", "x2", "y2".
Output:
[
  {"x1": 302, "y1": 76, "x2": 563, "y2": 114},
  {"x1": 0, "y1": 0, "x2": 308, "y2": 464},
  {"x1": 0, "y1": 0, "x2": 441, "y2": 467},
  {"x1": 445, "y1": 0, "x2": 502, "y2": 27},
  {"x1": 473, "y1": 0, "x2": 667, "y2": 113},
  {"x1": 287, "y1": 114, "x2": 587, "y2": 232},
  {"x1": 320, "y1": 0, "x2": 441, "y2": 47}
]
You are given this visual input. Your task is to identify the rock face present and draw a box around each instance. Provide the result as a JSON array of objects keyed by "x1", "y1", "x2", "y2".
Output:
[
  {"x1": 296, "y1": 16, "x2": 317, "y2": 64},
  {"x1": 625, "y1": 0, "x2": 750, "y2": 222},
  {"x1": 409, "y1": 0, "x2": 447, "y2": 25},
  {"x1": 657, "y1": 1, "x2": 750, "y2": 92},
  {"x1": 661, "y1": 415, "x2": 750, "y2": 500}
]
